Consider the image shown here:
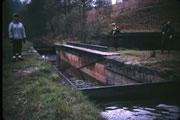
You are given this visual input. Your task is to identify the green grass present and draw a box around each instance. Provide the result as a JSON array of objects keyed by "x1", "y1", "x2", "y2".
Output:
[
  {"x1": 112, "y1": 49, "x2": 180, "y2": 73},
  {"x1": 3, "y1": 41, "x2": 105, "y2": 120}
]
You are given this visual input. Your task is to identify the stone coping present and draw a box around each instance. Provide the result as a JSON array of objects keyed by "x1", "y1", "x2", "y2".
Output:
[{"x1": 55, "y1": 43, "x2": 120, "y2": 56}]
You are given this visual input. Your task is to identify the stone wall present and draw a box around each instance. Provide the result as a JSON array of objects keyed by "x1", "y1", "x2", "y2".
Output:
[
  {"x1": 88, "y1": 32, "x2": 180, "y2": 50},
  {"x1": 55, "y1": 43, "x2": 167, "y2": 86},
  {"x1": 59, "y1": 50, "x2": 106, "y2": 84},
  {"x1": 105, "y1": 56, "x2": 165, "y2": 85}
]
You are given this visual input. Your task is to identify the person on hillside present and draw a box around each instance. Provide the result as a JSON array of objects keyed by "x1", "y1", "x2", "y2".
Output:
[
  {"x1": 9, "y1": 13, "x2": 26, "y2": 62},
  {"x1": 111, "y1": 23, "x2": 120, "y2": 51},
  {"x1": 161, "y1": 20, "x2": 175, "y2": 54}
]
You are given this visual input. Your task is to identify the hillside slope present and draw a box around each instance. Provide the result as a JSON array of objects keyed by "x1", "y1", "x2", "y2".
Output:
[{"x1": 87, "y1": 0, "x2": 180, "y2": 32}]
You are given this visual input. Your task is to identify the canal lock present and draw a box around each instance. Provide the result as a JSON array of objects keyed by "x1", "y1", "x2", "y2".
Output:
[{"x1": 34, "y1": 44, "x2": 180, "y2": 120}]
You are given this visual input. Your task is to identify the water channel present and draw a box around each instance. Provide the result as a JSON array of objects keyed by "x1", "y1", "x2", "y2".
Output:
[
  {"x1": 36, "y1": 48, "x2": 180, "y2": 120},
  {"x1": 99, "y1": 100, "x2": 180, "y2": 120}
]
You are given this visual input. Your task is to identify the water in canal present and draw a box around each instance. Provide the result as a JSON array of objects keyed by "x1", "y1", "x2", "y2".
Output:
[
  {"x1": 99, "y1": 100, "x2": 180, "y2": 120},
  {"x1": 37, "y1": 49, "x2": 180, "y2": 120}
]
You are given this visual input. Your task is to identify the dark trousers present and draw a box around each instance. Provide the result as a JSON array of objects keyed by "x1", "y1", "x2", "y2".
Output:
[
  {"x1": 161, "y1": 38, "x2": 172, "y2": 53},
  {"x1": 12, "y1": 39, "x2": 22, "y2": 56},
  {"x1": 113, "y1": 36, "x2": 119, "y2": 50}
]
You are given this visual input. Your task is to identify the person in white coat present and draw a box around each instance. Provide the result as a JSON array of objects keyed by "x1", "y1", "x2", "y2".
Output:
[{"x1": 9, "y1": 13, "x2": 26, "y2": 61}]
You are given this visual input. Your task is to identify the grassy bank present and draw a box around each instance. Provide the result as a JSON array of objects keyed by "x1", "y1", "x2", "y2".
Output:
[
  {"x1": 3, "y1": 41, "x2": 105, "y2": 120},
  {"x1": 112, "y1": 48, "x2": 180, "y2": 76}
]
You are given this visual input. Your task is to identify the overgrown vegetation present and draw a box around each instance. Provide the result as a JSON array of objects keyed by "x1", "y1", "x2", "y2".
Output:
[
  {"x1": 2, "y1": 0, "x2": 13, "y2": 64},
  {"x1": 19, "y1": 0, "x2": 112, "y2": 44},
  {"x1": 88, "y1": 0, "x2": 180, "y2": 32},
  {"x1": 3, "y1": 0, "x2": 180, "y2": 47},
  {"x1": 3, "y1": 41, "x2": 105, "y2": 120}
]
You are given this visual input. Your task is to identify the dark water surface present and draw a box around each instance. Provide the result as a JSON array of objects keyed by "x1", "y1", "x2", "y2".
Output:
[{"x1": 98, "y1": 100, "x2": 180, "y2": 120}]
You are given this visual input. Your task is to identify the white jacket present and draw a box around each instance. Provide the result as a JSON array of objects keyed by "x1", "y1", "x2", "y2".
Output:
[{"x1": 8, "y1": 21, "x2": 26, "y2": 40}]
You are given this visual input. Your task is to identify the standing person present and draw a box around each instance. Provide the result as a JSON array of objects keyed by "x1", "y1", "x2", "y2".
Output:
[
  {"x1": 9, "y1": 13, "x2": 26, "y2": 62},
  {"x1": 161, "y1": 20, "x2": 175, "y2": 54},
  {"x1": 111, "y1": 23, "x2": 120, "y2": 51}
]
